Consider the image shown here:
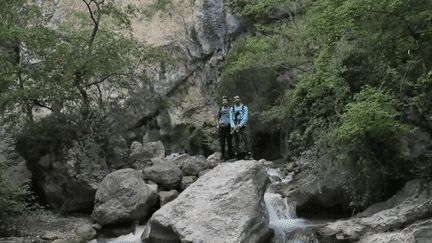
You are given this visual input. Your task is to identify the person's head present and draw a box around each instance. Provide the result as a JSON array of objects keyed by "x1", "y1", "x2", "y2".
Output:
[
  {"x1": 222, "y1": 96, "x2": 229, "y2": 106},
  {"x1": 234, "y1": 95, "x2": 241, "y2": 105}
]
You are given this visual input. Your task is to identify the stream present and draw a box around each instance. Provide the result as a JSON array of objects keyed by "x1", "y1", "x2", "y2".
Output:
[
  {"x1": 265, "y1": 168, "x2": 318, "y2": 243},
  {"x1": 99, "y1": 166, "x2": 319, "y2": 243}
]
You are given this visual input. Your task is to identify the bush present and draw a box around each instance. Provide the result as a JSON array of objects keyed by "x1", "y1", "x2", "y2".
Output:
[
  {"x1": 0, "y1": 163, "x2": 49, "y2": 237},
  {"x1": 15, "y1": 114, "x2": 79, "y2": 164},
  {"x1": 337, "y1": 85, "x2": 406, "y2": 144},
  {"x1": 294, "y1": 124, "x2": 403, "y2": 213}
]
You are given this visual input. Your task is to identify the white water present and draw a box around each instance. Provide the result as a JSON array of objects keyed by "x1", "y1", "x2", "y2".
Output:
[
  {"x1": 97, "y1": 167, "x2": 315, "y2": 243},
  {"x1": 98, "y1": 225, "x2": 145, "y2": 243},
  {"x1": 264, "y1": 168, "x2": 317, "y2": 243}
]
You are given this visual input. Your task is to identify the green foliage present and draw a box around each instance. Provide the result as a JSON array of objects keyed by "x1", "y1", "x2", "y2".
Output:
[
  {"x1": 0, "y1": 163, "x2": 50, "y2": 237},
  {"x1": 257, "y1": 0, "x2": 432, "y2": 209},
  {"x1": 14, "y1": 114, "x2": 77, "y2": 162},
  {"x1": 264, "y1": 40, "x2": 352, "y2": 150},
  {"x1": 1, "y1": 0, "x2": 175, "y2": 174},
  {"x1": 219, "y1": 0, "x2": 315, "y2": 111},
  {"x1": 337, "y1": 86, "x2": 405, "y2": 143},
  {"x1": 1, "y1": 0, "x2": 174, "y2": 127},
  {"x1": 227, "y1": 0, "x2": 312, "y2": 19}
]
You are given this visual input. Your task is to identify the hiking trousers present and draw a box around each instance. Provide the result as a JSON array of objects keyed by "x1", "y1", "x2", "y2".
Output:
[
  {"x1": 219, "y1": 126, "x2": 233, "y2": 160},
  {"x1": 232, "y1": 125, "x2": 251, "y2": 158}
]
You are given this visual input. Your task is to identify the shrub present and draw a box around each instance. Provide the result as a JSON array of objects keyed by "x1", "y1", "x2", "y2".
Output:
[
  {"x1": 337, "y1": 85, "x2": 406, "y2": 144},
  {"x1": 0, "y1": 163, "x2": 49, "y2": 237}
]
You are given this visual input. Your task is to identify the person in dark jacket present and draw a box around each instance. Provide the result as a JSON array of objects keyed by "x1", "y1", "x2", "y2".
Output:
[{"x1": 215, "y1": 96, "x2": 233, "y2": 161}]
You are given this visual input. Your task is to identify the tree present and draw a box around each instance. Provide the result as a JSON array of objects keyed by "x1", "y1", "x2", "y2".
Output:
[{"x1": 0, "y1": 0, "x2": 174, "y2": 128}]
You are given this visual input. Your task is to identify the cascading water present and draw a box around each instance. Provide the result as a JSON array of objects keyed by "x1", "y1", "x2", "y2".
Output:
[
  {"x1": 96, "y1": 166, "x2": 318, "y2": 243},
  {"x1": 264, "y1": 168, "x2": 318, "y2": 243},
  {"x1": 97, "y1": 225, "x2": 145, "y2": 243}
]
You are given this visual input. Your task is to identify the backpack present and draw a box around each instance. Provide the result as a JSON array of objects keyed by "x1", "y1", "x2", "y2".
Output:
[
  {"x1": 232, "y1": 105, "x2": 244, "y2": 124},
  {"x1": 218, "y1": 105, "x2": 241, "y2": 119}
]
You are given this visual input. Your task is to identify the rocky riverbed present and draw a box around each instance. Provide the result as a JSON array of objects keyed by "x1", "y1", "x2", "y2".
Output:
[{"x1": 0, "y1": 212, "x2": 93, "y2": 243}]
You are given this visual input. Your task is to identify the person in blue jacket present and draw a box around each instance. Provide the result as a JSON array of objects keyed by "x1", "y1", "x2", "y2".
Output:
[
  {"x1": 230, "y1": 95, "x2": 253, "y2": 160},
  {"x1": 215, "y1": 96, "x2": 233, "y2": 161}
]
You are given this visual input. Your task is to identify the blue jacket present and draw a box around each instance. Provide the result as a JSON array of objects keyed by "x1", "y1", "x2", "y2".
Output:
[{"x1": 230, "y1": 105, "x2": 248, "y2": 127}]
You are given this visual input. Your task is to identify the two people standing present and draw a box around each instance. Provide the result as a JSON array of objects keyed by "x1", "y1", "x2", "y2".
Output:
[{"x1": 215, "y1": 95, "x2": 253, "y2": 161}]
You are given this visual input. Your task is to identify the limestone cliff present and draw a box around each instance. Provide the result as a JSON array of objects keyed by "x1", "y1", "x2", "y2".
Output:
[{"x1": 42, "y1": 0, "x2": 250, "y2": 152}]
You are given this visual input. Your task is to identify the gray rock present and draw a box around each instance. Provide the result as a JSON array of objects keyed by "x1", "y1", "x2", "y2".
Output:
[
  {"x1": 0, "y1": 237, "x2": 37, "y2": 243},
  {"x1": 74, "y1": 224, "x2": 97, "y2": 242},
  {"x1": 146, "y1": 180, "x2": 159, "y2": 195},
  {"x1": 197, "y1": 168, "x2": 212, "y2": 178},
  {"x1": 149, "y1": 157, "x2": 165, "y2": 166},
  {"x1": 33, "y1": 141, "x2": 108, "y2": 212},
  {"x1": 278, "y1": 171, "x2": 347, "y2": 213},
  {"x1": 51, "y1": 240, "x2": 69, "y2": 243},
  {"x1": 358, "y1": 232, "x2": 411, "y2": 243},
  {"x1": 92, "y1": 223, "x2": 102, "y2": 231},
  {"x1": 92, "y1": 168, "x2": 157, "y2": 225},
  {"x1": 165, "y1": 153, "x2": 180, "y2": 160},
  {"x1": 258, "y1": 159, "x2": 274, "y2": 166},
  {"x1": 354, "y1": 179, "x2": 422, "y2": 218},
  {"x1": 41, "y1": 232, "x2": 58, "y2": 240},
  {"x1": 106, "y1": 135, "x2": 128, "y2": 169},
  {"x1": 142, "y1": 160, "x2": 271, "y2": 243},
  {"x1": 159, "y1": 190, "x2": 179, "y2": 207},
  {"x1": 142, "y1": 161, "x2": 182, "y2": 189},
  {"x1": 181, "y1": 155, "x2": 208, "y2": 176},
  {"x1": 3, "y1": 161, "x2": 32, "y2": 184},
  {"x1": 181, "y1": 176, "x2": 197, "y2": 190},
  {"x1": 129, "y1": 141, "x2": 145, "y2": 157},
  {"x1": 317, "y1": 180, "x2": 432, "y2": 243},
  {"x1": 143, "y1": 141, "x2": 165, "y2": 158},
  {"x1": 399, "y1": 126, "x2": 432, "y2": 160},
  {"x1": 165, "y1": 153, "x2": 191, "y2": 169},
  {"x1": 128, "y1": 141, "x2": 155, "y2": 167},
  {"x1": 410, "y1": 220, "x2": 432, "y2": 243},
  {"x1": 206, "y1": 152, "x2": 222, "y2": 168}
]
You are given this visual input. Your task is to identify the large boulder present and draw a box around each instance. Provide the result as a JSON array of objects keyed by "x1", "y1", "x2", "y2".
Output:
[
  {"x1": 142, "y1": 160, "x2": 271, "y2": 243},
  {"x1": 142, "y1": 161, "x2": 182, "y2": 189},
  {"x1": 354, "y1": 179, "x2": 421, "y2": 218},
  {"x1": 181, "y1": 155, "x2": 208, "y2": 176},
  {"x1": 278, "y1": 170, "x2": 348, "y2": 218},
  {"x1": 92, "y1": 168, "x2": 157, "y2": 225},
  {"x1": 23, "y1": 140, "x2": 108, "y2": 212},
  {"x1": 317, "y1": 180, "x2": 432, "y2": 243}
]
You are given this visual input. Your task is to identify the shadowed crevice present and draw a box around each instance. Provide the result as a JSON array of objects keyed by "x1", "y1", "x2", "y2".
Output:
[{"x1": 147, "y1": 221, "x2": 182, "y2": 243}]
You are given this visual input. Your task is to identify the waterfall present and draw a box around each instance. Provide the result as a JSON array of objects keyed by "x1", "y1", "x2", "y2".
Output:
[
  {"x1": 98, "y1": 225, "x2": 145, "y2": 243},
  {"x1": 96, "y1": 166, "x2": 317, "y2": 243},
  {"x1": 264, "y1": 168, "x2": 318, "y2": 243}
]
